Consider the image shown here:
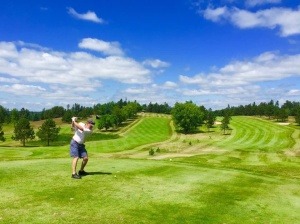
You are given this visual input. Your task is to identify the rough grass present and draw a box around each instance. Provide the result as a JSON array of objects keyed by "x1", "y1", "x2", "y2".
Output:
[{"x1": 0, "y1": 115, "x2": 299, "y2": 223}]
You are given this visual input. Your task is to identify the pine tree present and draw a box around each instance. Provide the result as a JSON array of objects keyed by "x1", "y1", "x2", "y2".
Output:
[
  {"x1": 220, "y1": 111, "x2": 231, "y2": 135},
  {"x1": 12, "y1": 117, "x2": 35, "y2": 146},
  {"x1": 37, "y1": 119, "x2": 61, "y2": 146},
  {"x1": 0, "y1": 124, "x2": 5, "y2": 142}
]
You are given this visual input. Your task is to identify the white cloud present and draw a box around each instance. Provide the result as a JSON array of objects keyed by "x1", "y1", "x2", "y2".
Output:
[
  {"x1": 162, "y1": 81, "x2": 177, "y2": 89},
  {"x1": 0, "y1": 40, "x2": 169, "y2": 109},
  {"x1": 202, "y1": 6, "x2": 300, "y2": 36},
  {"x1": 287, "y1": 89, "x2": 300, "y2": 96},
  {"x1": 246, "y1": 0, "x2": 281, "y2": 7},
  {"x1": 79, "y1": 38, "x2": 124, "y2": 56},
  {"x1": 0, "y1": 41, "x2": 18, "y2": 58},
  {"x1": 1, "y1": 84, "x2": 46, "y2": 95},
  {"x1": 120, "y1": 83, "x2": 179, "y2": 106},
  {"x1": 0, "y1": 41, "x2": 151, "y2": 88},
  {"x1": 67, "y1": 7, "x2": 104, "y2": 24},
  {"x1": 203, "y1": 6, "x2": 229, "y2": 22},
  {"x1": 179, "y1": 73, "x2": 208, "y2": 85},
  {"x1": 0, "y1": 77, "x2": 19, "y2": 83},
  {"x1": 143, "y1": 59, "x2": 170, "y2": 68},
  {"x1": 180, "y1": 52, "x2": 300, "y2": 97},
  {"x1": 124, "y1": 87, "x2": 148, "y2": 94}
]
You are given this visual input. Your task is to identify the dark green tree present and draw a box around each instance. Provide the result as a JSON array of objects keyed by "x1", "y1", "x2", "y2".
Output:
[
  {"x1": 0, "y1": 105, "x2": 9, "y2": 124},
  {"x1": 205, "y1": 109, "x2": 216, "y2": 132},
  {"x1": 295, "y1": 107, "x2": 300, "y2": 126},
  {"x1": 276, "y1": 108, "x2": 289, "y2": 122},
  {"x1": 62, "y1": 109, "x2": 73, "y2": 123},
  {"x1": 19, "y1": 108, "x2": 30, "y2": 120},
  {"x1": 36, "y1": 119, "x2": 61, "y2": 146},
  {"x1": 10, "y1": 108, "x2": 20, "y2": 124},
  {"x1": 0, "y1": 124, "x2": 5, "y2": 142},
  {"x1": 123, "y1": 102, "x2": 140, "y2": 119},
  {"x1": 112, "y1": 105, "x2": 126, "y2": 127},
  {"x1": 172, "y1": 101, "x2": 204, "y2": 134},
  {"x1": 12, "y1": 117, "x2": 35, "y2": 146},
  {"x1": 97, "y1": 114, "x2": 116, "y2": 131},
  {"x1": 220, "y1": 112, "x2": 231, "y2": 135}
]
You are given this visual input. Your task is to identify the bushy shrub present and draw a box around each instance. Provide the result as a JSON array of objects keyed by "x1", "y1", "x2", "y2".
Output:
[{"x1": 149, "y1": 148, "x2": 155, "y2": 156}]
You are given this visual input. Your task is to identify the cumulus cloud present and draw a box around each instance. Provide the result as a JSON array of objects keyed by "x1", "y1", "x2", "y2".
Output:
[
  {"x1": 79, "y1": 38, "x2": 124, "y2": 56},
  {"x1": 287, "y1": 89, "x2": 300, "y2": 96},
  {"x1": 0, "y1": 39, "x2": 178, "y2": 109},
  {"x1": 0, "y1": 77, "x2": 19, "y2": 83},
  {"x1": 162, "y1": 81, "x2": 177, "y2": 89},
  {"x1": 143, "y1": 59, "x2": 170, "y2": 68},
  {"x1": 202, "y1": 6, "x2": 300, "y2": 36},
  {"x1": 1, "y1": 84, "x2": 46, "y2": 95},
  {"x1": 0, "y1": 40, "x2": 151, "y2": 88},
  {"x1": 246, "y1": 0, "x2": 281, "y2": 7},
  {"x1": 67, "y1": 7, "x2": 105, "y2": 24},
  {"x1": 203, "y1": 6, "x2": 229, "y2": 22},
  {"x1": 120, "y1": 82, "x2": 179, "y2": 105},
  {"x1": 124, "y1": 87, "x2": 148, "y2": 94},
  {"x1": 180, "y1": 52, "x2": 300, "y2": 96}
]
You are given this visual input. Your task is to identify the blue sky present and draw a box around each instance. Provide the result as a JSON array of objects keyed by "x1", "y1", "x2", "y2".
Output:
[{"x1": 0, "y1": 0, "x2": 300, "y2": 111}]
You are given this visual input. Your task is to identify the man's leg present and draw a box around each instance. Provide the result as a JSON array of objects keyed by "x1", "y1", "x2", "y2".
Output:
[
  {"x1": 72, "y1": 157, "x2": 79, "y2": 174},
  {"x1": 79, "y1": 145, "x2": 88, "y2": 174},
  {"x1": 80, "y1": 156, "x2": 88, "y2": 171}
]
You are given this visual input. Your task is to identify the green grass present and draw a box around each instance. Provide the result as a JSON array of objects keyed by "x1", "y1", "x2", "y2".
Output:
[
  {"x1": 217, "y1": 116, "x2": 296, "y2": 151},
  {"x1": 0, "y1": 115, "x2": 299, "y2": 223},
  {"x1": 0, "y1": 116, "x2": 172, "y2": 160},
  {"x1": 89, "y1": 116, "x2": 172, "y2": 153}
]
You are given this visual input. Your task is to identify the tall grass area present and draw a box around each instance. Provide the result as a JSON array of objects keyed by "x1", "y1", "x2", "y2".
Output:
[{"x1": 0, "y1": 115, "x2": 299, "y2": 223}]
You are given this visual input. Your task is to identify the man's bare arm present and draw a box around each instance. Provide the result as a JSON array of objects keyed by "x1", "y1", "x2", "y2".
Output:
[{"x1": 72, "y1": 117, "x2": 84, "y2": 131}]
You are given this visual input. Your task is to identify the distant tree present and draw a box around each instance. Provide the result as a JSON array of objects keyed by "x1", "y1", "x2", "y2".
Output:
[
  {"x1": 205, "y1": 109, "x2": 216, "y2": 132},
  {"x1": 19, "y1": 108, "x2": 30, "y2": 120},
  {"x1": 0, "y1": 105, "x2": 9, "y2": 124},
  {"x1": 295, "y1": 107, "x2": 300, "y2": 126},
  {"x1": 112, "y1": 105, "x2": 126, "y2": 127},
  {"x1": 172, "y1": 101, "x2": 204, "y2": 134},
  {"x1": 36, "y1": 119, "x2": 61, "y2": 146},
  {"x1": 10, "y1": 108, "x2": 20, "y2": 124},
  {"x1": 266, "y1": 100, "x2": 275, "y2": 119},
  {"x1": 12, "y1": 117, "x2": 35, "y2": 146},
  {"x1": 276, "y1": 108, "x2": 289, "y2": 122},
  {"x1": 0, "y1": 124, "x2": 5, "y2": 142},
  {"x1": 62, "y1": 110, "x2": 73, "y2": 123},
  {"x1": 97, "y1": 114, "x2": 116, "y2": 131},
  {"x1": 51, "y1": 106, "x2": 65, "y2": 118},
  {"x1": 220, "y1": 111, "x2": 231, "y2": 135},
  {"x1": 123, "y1": 102, "x2": 140, "y2": 119}
]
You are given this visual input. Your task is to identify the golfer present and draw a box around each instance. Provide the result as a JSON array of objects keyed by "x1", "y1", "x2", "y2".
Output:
[{"x1": 70, "y1": 117, "x2": 95, "y2": 179}]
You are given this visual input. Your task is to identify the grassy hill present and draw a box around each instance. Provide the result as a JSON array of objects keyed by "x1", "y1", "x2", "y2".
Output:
[{"x1": 0, "y1": 115, "x2": 299, "y2": 223}]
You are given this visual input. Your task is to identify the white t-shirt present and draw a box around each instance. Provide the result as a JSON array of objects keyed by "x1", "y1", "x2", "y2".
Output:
[{"x1": 72, "y1": 122, "x2": 92, "y2": 144}]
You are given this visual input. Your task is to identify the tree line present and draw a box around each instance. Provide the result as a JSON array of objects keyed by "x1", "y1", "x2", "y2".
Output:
[
  {"x1": 215, "y1": 100, "x2": 300, "y2": 121},
  {"x1": 0, "y1": 99, "x2": 300, "y2": 146},
  {"x1": 0, "y1": 99, "x2": 172, "y2": 124},
  {"x1": 0, "y1": 99, "x2": 172, "y2": 146}
]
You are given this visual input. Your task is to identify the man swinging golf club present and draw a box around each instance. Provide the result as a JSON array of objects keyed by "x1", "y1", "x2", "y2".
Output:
[{"x1": 70, "y1": 117, "x2": 95, "y2": 179}]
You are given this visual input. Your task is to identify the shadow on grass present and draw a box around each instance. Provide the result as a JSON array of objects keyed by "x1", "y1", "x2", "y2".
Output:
[
  {"x1": 87, "y1": 171, "x2": 112, "y2": 175},
  {"x1": 176, "y1": 129, "x2": 206, "y2": 134}
]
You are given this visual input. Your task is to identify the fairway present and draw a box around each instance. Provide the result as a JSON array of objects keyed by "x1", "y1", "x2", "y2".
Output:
[{"x1": 0, "y1": 115, "x2": 299, "y2": 223}]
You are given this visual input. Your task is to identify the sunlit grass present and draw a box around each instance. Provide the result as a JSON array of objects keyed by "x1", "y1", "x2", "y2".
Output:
[{"x1": 0, "y1": 115, "x2": 299, "y2": 223}]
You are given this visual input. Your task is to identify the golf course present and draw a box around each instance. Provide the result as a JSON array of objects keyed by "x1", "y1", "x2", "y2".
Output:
[{"x1": 0, "y1": 114, "x2": 300, "y2": 223}]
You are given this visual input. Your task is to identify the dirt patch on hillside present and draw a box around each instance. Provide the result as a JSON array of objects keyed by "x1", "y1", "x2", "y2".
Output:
[{"x1": 277, "y1": 122, "x2": 290, "y2": 126}]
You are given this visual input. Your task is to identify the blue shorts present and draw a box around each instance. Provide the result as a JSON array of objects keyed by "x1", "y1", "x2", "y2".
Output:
[{"x1": 70, "y1": 139, "x2": 88, "y2": 158}]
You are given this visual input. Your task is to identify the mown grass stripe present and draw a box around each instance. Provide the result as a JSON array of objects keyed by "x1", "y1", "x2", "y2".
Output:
[{"x1": 215, "y1": 117, "x2": 295, "y2": 152}]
